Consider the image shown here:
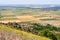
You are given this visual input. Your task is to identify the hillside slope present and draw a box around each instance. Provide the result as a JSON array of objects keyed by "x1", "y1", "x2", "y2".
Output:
[{"x1": 0, "y1": 24, "x2": 51, "y2": 40}]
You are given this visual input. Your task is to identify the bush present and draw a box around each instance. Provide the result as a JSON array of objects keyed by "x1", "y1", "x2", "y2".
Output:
[{"x1": 42, "y1": 30, "x2": 57, "y2": 40}]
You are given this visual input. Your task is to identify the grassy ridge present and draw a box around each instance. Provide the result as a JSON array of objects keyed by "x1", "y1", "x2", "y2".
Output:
[{"x1": 0, "y1": 24, "x2": 51, "y2": 40}]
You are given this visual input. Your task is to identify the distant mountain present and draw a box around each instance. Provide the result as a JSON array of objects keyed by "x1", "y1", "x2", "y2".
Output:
[
  {"x1": 30, "y1": 6, "x2": 60, "y2": 11},
  {"x1": 0, "y1": 5, "x2": 60, "y2": 11}
]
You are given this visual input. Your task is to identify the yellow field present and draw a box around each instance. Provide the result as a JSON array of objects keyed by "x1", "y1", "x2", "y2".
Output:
[{"x1": 16, "y1": 16, "x2": 40, "y2": 22}]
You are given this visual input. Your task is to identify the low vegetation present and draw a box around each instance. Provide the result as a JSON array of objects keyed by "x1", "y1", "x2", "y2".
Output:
[
  {"x1": 0, "y1": 22, "x2": 60, "y2": 40},
  {"x1": 0, "y1": 23, "x2": 51, "y2": 40}
]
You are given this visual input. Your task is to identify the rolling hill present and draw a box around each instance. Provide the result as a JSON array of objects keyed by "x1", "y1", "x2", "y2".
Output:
[{"x1": 0, "y1": 24, "x2": 51, "y2": 40}]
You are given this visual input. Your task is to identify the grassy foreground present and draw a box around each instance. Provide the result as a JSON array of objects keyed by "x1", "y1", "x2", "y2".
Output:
[{"x1": 0, "y1": 24, "x2": 51, "y2": 40}]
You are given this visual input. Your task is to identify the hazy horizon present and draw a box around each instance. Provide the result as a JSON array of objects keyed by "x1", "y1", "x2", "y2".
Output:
[{"x1": 0, "y1": 0, "x2": 60, "y2": 5}]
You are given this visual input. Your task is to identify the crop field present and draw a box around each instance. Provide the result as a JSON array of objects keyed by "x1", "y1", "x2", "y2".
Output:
[{"x1": 0, "y1": 9, "x2": 60, "y2": 27}]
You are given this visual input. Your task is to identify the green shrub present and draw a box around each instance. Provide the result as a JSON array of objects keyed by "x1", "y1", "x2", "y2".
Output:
[{"x1": 40, "y1": 30, "x2": 57, "y2": 40}]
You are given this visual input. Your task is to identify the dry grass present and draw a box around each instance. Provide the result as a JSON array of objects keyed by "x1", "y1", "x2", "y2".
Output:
[
  {"x1": 16, "y1": 16, "x2": 40, "y2": 22},
  {"x1": 0, "y1": 16, "x2": 40, "y2": 23},
  {"x1": 0, "y1": 24, "x2": 51, "y2": 40}
]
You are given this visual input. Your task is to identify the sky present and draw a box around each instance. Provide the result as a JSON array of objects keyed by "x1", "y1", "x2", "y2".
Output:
[{"x1": 0, "y1": 0, "x2": 60, "y2": 5}]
